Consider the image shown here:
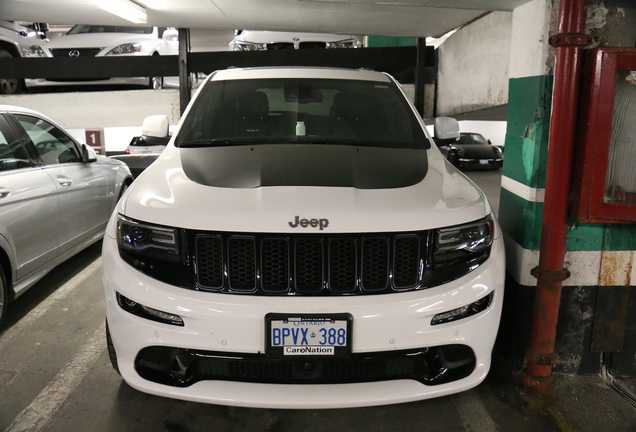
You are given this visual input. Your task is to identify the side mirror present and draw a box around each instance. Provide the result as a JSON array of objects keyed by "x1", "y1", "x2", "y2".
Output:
[
  {"x1": 81, "y1": 144, "x2": 98, "y2": 162},
  {"x1": 433, "y1": 117, "x2": 460, "y2": 141},
  {"x1": 162, "y1": 28, "x2": 178, "y2": 42},
  {"x1": 142, "y1": 115, "x2": 169, "y2": 139}
]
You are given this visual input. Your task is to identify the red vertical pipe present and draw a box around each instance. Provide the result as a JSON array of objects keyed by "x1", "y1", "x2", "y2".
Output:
[{"x1": 523, "y1": 0, "x2": 589, "y2": 391}]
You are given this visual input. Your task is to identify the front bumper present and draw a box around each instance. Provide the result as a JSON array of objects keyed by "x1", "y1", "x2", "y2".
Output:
[
  {"x1": 103, "y1": 233, "x2": 505, "y2": 408},
  {"x1": 457, "y1": 158, "x2": 503, "y2": 170}
]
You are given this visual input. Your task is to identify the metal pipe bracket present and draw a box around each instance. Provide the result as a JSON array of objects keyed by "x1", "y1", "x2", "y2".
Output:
[
  {"x1": 531, "y1": 266, "x2": 571, "y2": 282},
  {"x1": 549, "y1": 33, "x2": 592, "y2": 48}
]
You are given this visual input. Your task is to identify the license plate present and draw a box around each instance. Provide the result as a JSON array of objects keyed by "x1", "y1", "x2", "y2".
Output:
[
  {"x1": 479, "y1": 159, "x2": 489, "y2": 165},
  {"x1": 265, "y1": 313, "x2": 352, "y2": 358}
]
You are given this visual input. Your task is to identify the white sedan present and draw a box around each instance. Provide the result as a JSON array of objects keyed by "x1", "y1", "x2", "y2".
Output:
[
  {"x1": 229, "y1": 30, "x2": 361, "y2": 51},
  {"x1": 24, "y1": 25, "x2": 179, "y2": 89},
  {"x1": 0, "y1": 105, "x2": 133, "y2": 325}
]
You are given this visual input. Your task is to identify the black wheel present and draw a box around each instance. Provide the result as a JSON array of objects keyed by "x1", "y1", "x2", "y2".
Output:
[
  {"x1": 118, "y1": 181, "x2": 130, "y2": 201},
  {"x1": 106, "y1": 322, "x2": 121, "y2": 375},
  {"x1": 0, "y1": 50, "x2": 23, "y2": 94},
  {"x1": 0, "y1": 265, "x2": 8, "y2": 328},
  {"x1": 148, "y1": 76, "x2": 163, "y2": 90},
  {"x1": 147, "y1": 53, "x2": 163, "y2": 90}
]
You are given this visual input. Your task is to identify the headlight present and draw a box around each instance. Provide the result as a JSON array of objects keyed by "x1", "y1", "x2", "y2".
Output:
[
  {"x1": 117, "y1": 293, "x2": 184, "y2": 326},
  {"x1": 432, "y1": 217, "x2": 493, "y2": 265},
  {"x1": 106, "y1": 43, "x2": 142, "y2": 55},
  {"x1": 326, "y1": 38, "x2": 361, "y2": 48},
  {"x1": 231, "y1": 41, "x2": 267, "y2": 51},
  {"x1": 26, "y1": 45, "x2": 48, "y2": 57},
  {"x1": 431, "y1": 292, "x2": 494, "y2": 325},
  {"x1": 117, "y1": 215, "x2": 180, "y2": 262},
  {"x1": 449, "y1": 145, "x2": 464, "y2": 157}
]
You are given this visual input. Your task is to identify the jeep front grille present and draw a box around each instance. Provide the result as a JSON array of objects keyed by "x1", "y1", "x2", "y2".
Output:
[{"x1": 195, "y1": 233, "x2": 422, "y2": 294}]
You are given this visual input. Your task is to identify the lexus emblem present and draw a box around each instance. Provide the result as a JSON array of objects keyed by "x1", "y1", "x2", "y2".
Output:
[{"x1": 69, "y1": 50, "x2": 80, "y2": 57}]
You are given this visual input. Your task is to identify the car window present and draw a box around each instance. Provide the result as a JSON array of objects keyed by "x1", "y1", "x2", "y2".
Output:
[
  {"x1": 129, "y1": 136, "x2": 169, "y2": 147},
  {"x1": 458, "y1": 133, "x2": 488, "y2": 144},
  {"x1": 15, "y1": 114, "x2": 82, "y2": 165},
  {"x1": 177, "y1": 78, "x2": 429, "y2": 150},
  {"x1": 0, "y1": 115, "x2": 32, "y2": 171}
]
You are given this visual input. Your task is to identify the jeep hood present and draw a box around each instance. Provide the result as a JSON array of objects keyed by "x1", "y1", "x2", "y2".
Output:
[{"x1": 122, "y1": 145, "x2": 490, "y2": 233}]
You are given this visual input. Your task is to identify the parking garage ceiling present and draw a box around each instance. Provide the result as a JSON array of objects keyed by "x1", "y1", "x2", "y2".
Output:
[{"x1": 1, "y1": 0, "x2": 532, "y2": 38}]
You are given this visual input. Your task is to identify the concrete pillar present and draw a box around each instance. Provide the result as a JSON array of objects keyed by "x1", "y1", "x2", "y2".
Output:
[{"x1": 498, "y1": 0, "x2": 636, "y2": 375}]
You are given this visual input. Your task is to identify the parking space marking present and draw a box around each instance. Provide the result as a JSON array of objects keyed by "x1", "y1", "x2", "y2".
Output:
[
  {"x1": 6, "y1": 323, "x2": 105, "y2": 432},
  {"x1": 454, "y1": 390, "x2": 498, "y2": 432},
  {"x1": 0, "y1": 259, "x2": 101, "y2": 352}
]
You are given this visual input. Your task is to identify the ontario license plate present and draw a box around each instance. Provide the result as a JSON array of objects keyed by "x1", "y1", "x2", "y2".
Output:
[{"x1": 265, "y1": 313, "x2": 352, "y2": 358}]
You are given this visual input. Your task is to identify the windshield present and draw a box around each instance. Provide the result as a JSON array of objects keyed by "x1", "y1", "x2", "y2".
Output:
[
  {"x1": 177, "y1": 77, "x2": 429, "y2": 150},
  {"x1": 67, "y1": 25, "x2": 153, "y2": 35},
  {"x1": 457, "y1": 133, "x2": 488, "y2": 144}
]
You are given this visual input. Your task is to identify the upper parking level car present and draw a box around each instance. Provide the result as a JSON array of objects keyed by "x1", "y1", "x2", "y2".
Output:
[
  {"x1": 0, "y1": 20, "x2": 48, "y2": 94},
  {"x1": 0, "y1": 105, "x2": 132, "y2": 326},
  {"x1": 229, "y1": 30, "x2": 361, "y2": 51},
  {"x1": 24, "y1": 25, "x2": 178, "y2": 90}
]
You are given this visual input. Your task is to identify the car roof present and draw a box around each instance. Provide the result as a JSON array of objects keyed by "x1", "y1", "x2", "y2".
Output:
[
  {"x1": 0, "y1": 105, "x2": 59, "y2": 125},
  {"x1": 209, "y1": 66, "x2": 392, "y2": 82}
]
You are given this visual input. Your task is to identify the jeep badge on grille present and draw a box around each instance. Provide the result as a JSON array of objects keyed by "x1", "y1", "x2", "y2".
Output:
[{"x1": 288, "y1": 216, "x2": 329, "y2": 230}]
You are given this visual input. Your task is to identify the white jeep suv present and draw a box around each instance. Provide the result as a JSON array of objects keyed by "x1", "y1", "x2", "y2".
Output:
[{"x1": 103, "y1": 66, "x2": 505, "y2": 408}]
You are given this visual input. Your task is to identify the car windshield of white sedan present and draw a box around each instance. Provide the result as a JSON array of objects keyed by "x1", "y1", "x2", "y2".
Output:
[
  {"x1": 67, "y1": 25, "x2": 153, "y2": 35},
  {"x1": 177, "y1": 78, "x2": 429, "y2": 150}
]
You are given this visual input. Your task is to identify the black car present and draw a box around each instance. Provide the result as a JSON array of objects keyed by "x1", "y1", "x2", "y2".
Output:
[{"x1": 437, "y1": 132, "x2": 503, "y2": 170}]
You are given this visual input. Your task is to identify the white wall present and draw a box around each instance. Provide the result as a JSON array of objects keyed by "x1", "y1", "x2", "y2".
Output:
[
  {"x1": 437, "y1": 11, "x2": 512, "y2": 117},
  {"x1": 509, "y1": 0, "x2": 555, "y2": 79}
]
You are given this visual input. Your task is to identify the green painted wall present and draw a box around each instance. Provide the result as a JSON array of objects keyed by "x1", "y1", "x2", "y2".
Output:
[
  {"x1": 501, "y1": 74, "x2": 636, "y2": 253},
  {"x1": 365, "y1": 36, "x2": 417, "y2": 47},
  {"x1": 502, "y1": 76, "x2": 552, "y2": 189}
]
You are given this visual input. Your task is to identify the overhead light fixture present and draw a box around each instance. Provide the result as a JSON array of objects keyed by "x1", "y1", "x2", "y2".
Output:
[{"x1": 92, "y1": 0, "x2": 148, "y2": 24}]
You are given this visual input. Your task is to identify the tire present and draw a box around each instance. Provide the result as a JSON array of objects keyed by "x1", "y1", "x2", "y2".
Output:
[
  {"x1": 147, "y1": 52, "x2": 163, "y2": 90},
  {"x1": 148, "y1": 76, "x2": 163, "y2": 90},
  {"x1": 0, "y1": 50, "x2": 23, "y2": 95},
  {"x1": 118, "y1": 181, "x2": 130, "y2": 201},
  {"x1": 0, "y1": 265, "x2": 8, "y2": 328},
  {"x1": 106, "y1": 322, "x2": 121, "y2": 375}
]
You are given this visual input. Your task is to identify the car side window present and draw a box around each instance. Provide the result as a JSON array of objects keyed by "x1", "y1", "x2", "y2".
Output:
[
  {"x1": 0, "y1": 115, "x2": 32, "y2": 172},
  {"x1": 14, "y1": 114, "x2": 82, "y2": 165}
]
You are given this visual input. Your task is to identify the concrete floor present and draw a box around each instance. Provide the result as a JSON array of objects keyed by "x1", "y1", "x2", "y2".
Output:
[{"x1": 0, "y1": 169, "x2": 633, "y2": 432}]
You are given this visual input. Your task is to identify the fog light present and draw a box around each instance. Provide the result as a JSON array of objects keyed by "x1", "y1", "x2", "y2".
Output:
[
  {"x1": 117, "y1": 293, "x2": 184, "y2": 326},
  {"x1": 431, "y1": 292, "x2": 494, "y2": 325}
]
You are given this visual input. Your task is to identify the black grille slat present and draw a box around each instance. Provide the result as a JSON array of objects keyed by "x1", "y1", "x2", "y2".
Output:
[
  {"x1": 267, "y1": 43, "x2": 294, "y2": 50},
  {"x1": 193, "y1": 232, "x2": 425, "y2": 295},
  {"x1": 361, "y1": 238, "x2": 390, "y2": 291},
  {"x1": 196, "y1": 236, "x2": 224, "y2": 289},
  {"x1": 294, "y1": 238, "x2": 324, "y2": 293},
  {"x1": 393, "y1": 235, "x2": 421, "y2": 289},
  {"x1": 329, "y1": 238, "x2": 357, "y2": 292},
  {"x1": 228, "y1": 237, "x2": 256, "y2": 291},
  {"x1": 50, "y1": 47, "x2": 102, "y2": 57},
  {"x1": 261, "y1": 238, "x2": 290, "y2": 292}
]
